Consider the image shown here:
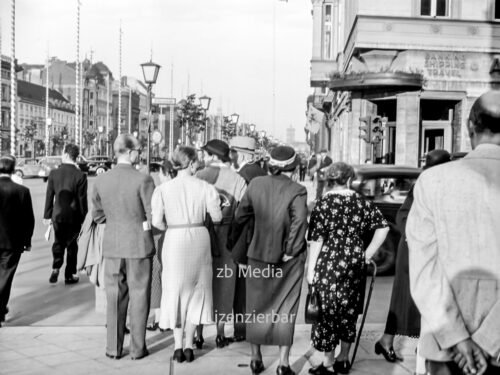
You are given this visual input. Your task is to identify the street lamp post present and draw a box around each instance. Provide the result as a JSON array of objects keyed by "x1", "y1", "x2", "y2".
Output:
[
  {"x1": 199, "y1": 95, "x2": 211, "y2": 142},
  {"x1": 141, "y1": 60, "x2": 161, "y2": 173},
  {"x1": 230, "y1": 113, "x2": 239, "y2": 138}
]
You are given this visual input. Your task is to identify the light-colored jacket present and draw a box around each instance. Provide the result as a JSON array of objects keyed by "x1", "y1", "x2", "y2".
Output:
[
  {"x1": 407, "y1": 144, "x2": 500, "y2": 362},
  {"x1": 77, "y1": 213, "x2": 105, "y2": 288}
]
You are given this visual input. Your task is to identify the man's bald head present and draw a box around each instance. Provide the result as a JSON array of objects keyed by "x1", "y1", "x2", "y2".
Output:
[
  {"x1": 114, "y1": 134, "x2": 140, "y2": 155},
  {"x1": 469, "y1": 90, "x2": 500, "y2": 134}
]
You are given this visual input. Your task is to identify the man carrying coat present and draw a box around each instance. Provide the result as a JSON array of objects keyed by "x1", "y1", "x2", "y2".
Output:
[{"x1": 92, "y1": 134, "x2": 155, "y2": 360}]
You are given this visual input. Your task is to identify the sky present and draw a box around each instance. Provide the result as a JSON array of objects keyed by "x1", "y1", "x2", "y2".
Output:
[{"x1": 0, "y1": 0, "x2": 313, "y2": 142}]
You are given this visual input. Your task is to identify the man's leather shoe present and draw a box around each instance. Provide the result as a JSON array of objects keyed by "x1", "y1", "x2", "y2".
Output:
[
  {"x1": 333, "y1": 360, "x2": 350, "y2": 374},
  {"x1": 309, "y1": 364, "x2": 336, "y2": 375},
  {"x1": 277, "y1": 365, "x2": 295, "y2": 375},
  {"x1": 64, "y1": 275, "x2": 79, "y2": 285},
  {"x1": 49, "y1": 270, "x2": 59, "y2": 283},
  {"x1": 106, "y1": 353, "x2": 121, "y2": 360},
  {"x1": 130, "y1": 350, "x2": 149, "y2": 360},
  {"x1": 146, "y1": 322, "x2": 159, "y2": 331},
  {"x1": 194, "y1": 335, "x2": 204, "y2": 349},
  {"x1": 215, "y1": 335, "x2": 229, "y2": 348},
  {"x1": 228, "y1": 335, "x2": 246, "y2": 343}
]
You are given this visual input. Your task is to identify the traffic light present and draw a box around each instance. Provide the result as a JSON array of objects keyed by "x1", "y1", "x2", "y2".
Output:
[
  {"x1": 371, "y1": 116, "x2": 387, "y2": 144},
  {"x1": 359, "y1": 116, "x2": 371, "y2": 143}
]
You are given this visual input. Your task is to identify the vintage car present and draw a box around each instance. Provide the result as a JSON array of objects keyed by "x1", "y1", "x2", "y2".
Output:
[
  {"x1": 39, "y1": 156, "x2": 89, "y2": 182},
  {"x1": 82, "y1": 155, "x2": 112, "y2": 175},
  {"x1": 351, "y1": 165, "x2": 422, "y2": 275},
  {"x1": 14, "y1": 158, "x2": 50, "y2": 179}
]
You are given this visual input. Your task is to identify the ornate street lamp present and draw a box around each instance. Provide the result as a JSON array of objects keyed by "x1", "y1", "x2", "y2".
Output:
[
  {"x1": 140, "y1": 60, "x2": 161, "y2": 172},
  {"x1": 249, "y1": 124, "x2": 256, "y2": 133},
  {"x1": 199, "y1": 95, "x2": 211, "y2": 141},
  {"x1": 230, "y1": 113, "x2": 239, "y2": 125}
]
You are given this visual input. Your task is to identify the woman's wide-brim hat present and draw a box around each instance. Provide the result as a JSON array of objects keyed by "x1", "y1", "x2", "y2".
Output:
[
  {"x1": 269, "y1": 145, "x2": 299, "y2": 172},
  {"x1": 201, "y1": 139, "x2": 231, "y2": 163}
]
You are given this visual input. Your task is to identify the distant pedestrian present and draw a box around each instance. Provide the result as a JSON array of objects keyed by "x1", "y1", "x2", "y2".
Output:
[
  {"x1": 92, "y1": 134, "x2": 155, "y2": 360},
  {"x1": 0, "y1": 155, "x2": 35, "y2": 327},
  {"x1": 308, "y1": 154, "x2": 317, "y2": 181},
  {"x1": 299, "y1": 154, "x2": 307, "y2": 182},
  {"x1": 307, "y1": 162, "x2": 389, "y2": 375},
  {"x1": 407, "y1": 91, "x2": 500, "y2": 375},
  {"x1": 375, "y1": 149, "x2": 451, "y2": 368},
  {"x1": 197, "y1": 139, "x2": 247, "y2": 348},
  {"x1": 314, "y1": 149, "x2": 332, "y2": 199},
  {"x1": 232, "y1": 145, "x2": 308, "y2": 375},
  {"x1": 152, "y1": 146, "x2": 222, "y2": 363},
  {"x1": 43, "y1": 144, "x2": 88, "y2": 285}
]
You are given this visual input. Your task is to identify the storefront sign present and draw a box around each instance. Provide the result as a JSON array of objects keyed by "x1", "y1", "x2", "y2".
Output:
[{"x1": 424, "y1": 53, "x2": 466, "y2": 78}]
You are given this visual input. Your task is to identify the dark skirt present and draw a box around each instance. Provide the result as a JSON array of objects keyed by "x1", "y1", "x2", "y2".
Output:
[
  {"x1": 212, "y1": 224, "x2": 237, "y2": 316},
  {"x1": 384, "y1": 235, "x2": 420, "y2": 337},
  {"x1": 151, "y1": 230, "x2": 164, "y2": 309},
  {"x1": 246, "y1": 256, "x2": 305, "y2": 346}
]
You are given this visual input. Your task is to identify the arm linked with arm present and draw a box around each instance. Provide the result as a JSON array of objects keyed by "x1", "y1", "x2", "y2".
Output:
[
  {"x1": 406, "y1": 178, "x2": 470, "y2": 351},
  {"x1": 285, "y1": 189, "x2": 308, "y2": 257},
  {"x1": 151, "y1": 187, "x2": 166, "y2": 231},
  {"x1": 140, "y1": 175, "x2": 155, "y2": 224},
  {"x1": 365, "y1": 227, "x2": 390, "y2": 261},
  {"x1": 230, "y1": 187, "x2": 254, "y2": 247}
]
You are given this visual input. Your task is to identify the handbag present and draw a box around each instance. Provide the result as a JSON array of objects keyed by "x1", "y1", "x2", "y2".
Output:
[{"x1": 305, "y1": 284, "x2": 321, "y2": 324}]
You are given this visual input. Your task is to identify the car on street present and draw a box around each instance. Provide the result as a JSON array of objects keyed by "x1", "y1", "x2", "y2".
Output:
[
  {"x1": 351, "y1": 164, "x2": 421, "y2": 275},
  {"x1": 14, "y1": 158, "x2": 50, "y2": 179},
  {"x1": 38, "y1": 156, "x2": 89, "y2": 182},
  {"x1": 81, "y1": 155, "x2": 112, "y2": 175}
]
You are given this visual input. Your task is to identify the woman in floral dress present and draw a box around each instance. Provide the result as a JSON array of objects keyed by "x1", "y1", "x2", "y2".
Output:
[{"x1": 307, "y1": 162, "x2": 389, "y2": 375}]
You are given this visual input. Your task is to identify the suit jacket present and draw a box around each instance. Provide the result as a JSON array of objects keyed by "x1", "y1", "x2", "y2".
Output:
[
  {"x1": 407, "y1": 144, "x2": 500, "y2": 362},
  {"x1": 44, "y1": 163, "x2": 88, "y2": 225},
  {"x1": 232, "y1": 174, "x2": 308, "y2": 264},
  {"x1": 238, "y1": 162, "x2": 267, "y2": 184},
  {"x1": 0, "y1": 176, "x2": 35, "y2": 251},
  {"x1": 91, "y1": 163, "x2": 155, "y2": 259}
]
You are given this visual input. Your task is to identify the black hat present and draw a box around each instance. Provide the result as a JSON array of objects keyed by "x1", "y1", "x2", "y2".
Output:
[
  {"x1": 269, "y1": 146, "x2": 299, "y2": 172},
  {"x1": 201, "y1": 139, "x2": 231, "y2": 163}
]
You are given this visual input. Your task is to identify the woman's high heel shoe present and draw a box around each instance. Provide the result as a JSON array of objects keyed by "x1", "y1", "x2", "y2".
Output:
[
  {"x1": 184, "y1": 348, "x2": 195, "y2": 362},
  {"x1": 375, "y1": 341, "x2": 400, "y2": 362},
  {"x1": 250, "y1": 359, "x2": 265, "y2": 375},
  {"x1": 194, "y1": 335, "x2": 204, "y2": 349},
  {"x1": 173, "y1": 348, "x2": 186, "y2": 363},
  {"x1": 215, "y1": 335, "x2": 228, "y2": 348}
]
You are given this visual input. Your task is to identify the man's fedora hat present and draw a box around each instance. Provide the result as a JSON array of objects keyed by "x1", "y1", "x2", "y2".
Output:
[
  {"x1": 201, "y1": 139, "x2": 231, "y2": 163},
  {"x1": 268, "y1": 145, "x2": 299, "y2": 172},
  {"x1": 230, "y1": 136, "x2": 257, "y2": 153}
]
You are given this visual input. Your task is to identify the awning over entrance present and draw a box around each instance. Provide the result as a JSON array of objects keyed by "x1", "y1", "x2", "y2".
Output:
[{"x1": 328, "y1": 71, "x2": 423, "y2": 92}]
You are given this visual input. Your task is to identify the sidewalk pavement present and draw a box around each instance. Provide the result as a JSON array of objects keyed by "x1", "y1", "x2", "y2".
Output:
[{"x1": 0, "y1": 324, "x2": 417, "y2": 375}]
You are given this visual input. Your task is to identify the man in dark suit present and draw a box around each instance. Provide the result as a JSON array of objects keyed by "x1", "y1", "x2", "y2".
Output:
[
  {"x1": 92, "y1": 134, "x2": 155, "y2": 360},
  {"x1": 43, "y1": 144, "x2": 88, "y2": 284},
  {"x1": 315, "y1": 149, "x2": 332, "y2": 199},
  {"x1": 0, "y1": 155, "x2": 35, "y2": 326}
]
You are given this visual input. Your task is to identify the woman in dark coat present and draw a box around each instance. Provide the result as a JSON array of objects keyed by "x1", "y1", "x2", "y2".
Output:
[
  {"x1": 375, "y1": 149, "x2": 451, "y2": 364},
  {"x1": 307, "y1": 162, "x2": 389, "y2": 375},
  {"x1": 231, "y1": 146, "x2": 308, "y2": 375}
]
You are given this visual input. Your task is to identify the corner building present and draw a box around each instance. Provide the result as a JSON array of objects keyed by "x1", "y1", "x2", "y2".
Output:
[{"x1": 310, "y1": 0, "x2": 500, "y2": 166}]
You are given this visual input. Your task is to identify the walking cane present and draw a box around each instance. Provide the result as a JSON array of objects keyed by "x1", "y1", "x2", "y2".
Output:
[{"x1": 351, "y1": 260, "x2": 377, "y2": 366}]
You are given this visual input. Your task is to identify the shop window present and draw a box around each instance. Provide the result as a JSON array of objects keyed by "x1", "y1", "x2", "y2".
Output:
[
  {"x1": 496, "y1": 0, "x2": 500, "y2": 20},
  {"x1": 90, "y1": 92, "x2": 94, "y2": 100},
  {"x1": 421, "y1": 0, "x2": 448, "y2": 17},
  {"x1": 421, "y1": 100, "x2": 454, "y2": 121}
]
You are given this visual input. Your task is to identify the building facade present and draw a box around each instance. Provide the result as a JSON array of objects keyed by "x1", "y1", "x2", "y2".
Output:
[
  {"x1": 17, "y1": 80, "x2": 75, "y2": 156},
  {"x1": 310, "y1": 0, "x2": 500, "y2": 166},
  {"x1": 0, "y1": 56, "x2": 13, "y2": 154}
]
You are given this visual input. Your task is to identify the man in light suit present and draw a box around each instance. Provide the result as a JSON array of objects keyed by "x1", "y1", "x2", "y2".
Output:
[
  {"x1": 92, "y1": 134, "x2": 155, "y2": 360},
  {"x1": 0, "y1": 155, "x2": 35, "y2": 326},
  {"x1": 407, "y1": 90, "x2": 500, "y2": 375}
]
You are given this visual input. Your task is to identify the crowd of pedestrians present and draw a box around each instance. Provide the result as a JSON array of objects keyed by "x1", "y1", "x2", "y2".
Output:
[{"x1": 0, "y1": 90, "x2": 499, "y2": 375}]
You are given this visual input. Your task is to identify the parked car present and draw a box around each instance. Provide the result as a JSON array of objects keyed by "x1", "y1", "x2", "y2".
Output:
[
  {"x1": 38, "y1": 155, "x2": 89, "y2": 182},
  {"x1": 84, "y1": 155, "x2": 113, "y2": 175},
  {"x1": 14, "y1": 158, "x2": 50, "y2": 179},
  {"x1": 351, "y1": 165, "x2": 421, "y2": 275}
]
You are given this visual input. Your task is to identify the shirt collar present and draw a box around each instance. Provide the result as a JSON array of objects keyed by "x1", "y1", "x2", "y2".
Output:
[{"x1": 465, "y1": 144, "x2": 500, "y2": 160}]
